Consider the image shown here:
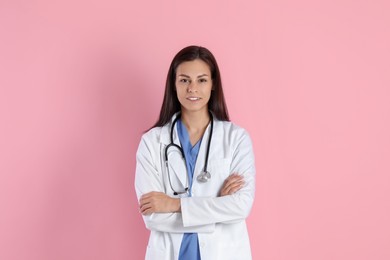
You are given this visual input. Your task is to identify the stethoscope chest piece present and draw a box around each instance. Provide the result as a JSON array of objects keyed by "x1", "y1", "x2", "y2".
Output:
[{"x1": 197, "y1": 170, "x2": 211, "y2": 183}]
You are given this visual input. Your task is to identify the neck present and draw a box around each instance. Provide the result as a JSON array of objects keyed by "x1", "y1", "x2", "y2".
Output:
[{"x1": 180, "y1": 110, "x2": 210, "y2": 133}]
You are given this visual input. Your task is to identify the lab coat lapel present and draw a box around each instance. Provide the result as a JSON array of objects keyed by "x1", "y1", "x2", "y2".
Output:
[{"x1": 160, "y1": 113, "x2": 188, "y2": 189}]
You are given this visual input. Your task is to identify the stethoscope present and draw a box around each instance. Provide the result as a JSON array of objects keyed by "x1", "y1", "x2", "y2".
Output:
[{"x1": 164, "y1": 111, "x2": 213, "y2": 195}]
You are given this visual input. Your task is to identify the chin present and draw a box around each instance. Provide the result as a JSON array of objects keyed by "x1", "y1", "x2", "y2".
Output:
[{"x1": 181, "y1": 106, "x2": 208, "y2": 114}]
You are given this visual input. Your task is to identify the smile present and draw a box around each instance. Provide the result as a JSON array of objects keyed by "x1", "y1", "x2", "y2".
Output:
[{"x1": 187, "y1": 97, "x2": 201, "y2": 101}]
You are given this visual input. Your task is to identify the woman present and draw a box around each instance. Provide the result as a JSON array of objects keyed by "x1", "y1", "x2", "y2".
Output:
[{"x1": 135, "y1": 46, "x2": 256, "y2": 260}]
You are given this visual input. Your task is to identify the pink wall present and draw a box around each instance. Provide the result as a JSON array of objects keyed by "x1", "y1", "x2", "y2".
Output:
[{"x1": 1, "y1": 0, "x2": 389, "y2": 259}]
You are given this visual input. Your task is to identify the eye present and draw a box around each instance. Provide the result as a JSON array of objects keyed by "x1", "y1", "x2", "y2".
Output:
[
  {"x1": 199, "y1": 78, "x2": 208, "y2": 83},
  {"x1": 179, "y1": 78, "x2": 190, "y2": 83}
]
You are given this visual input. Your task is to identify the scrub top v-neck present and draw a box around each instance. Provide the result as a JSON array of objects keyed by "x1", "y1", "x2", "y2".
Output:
[{"x1": 177, "y1": 119, "x2": 202, "y2": 260}]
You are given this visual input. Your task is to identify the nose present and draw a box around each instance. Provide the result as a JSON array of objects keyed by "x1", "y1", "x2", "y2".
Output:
[{"x1": 187, "y1": 82, "x2": 198, "y2": 93}]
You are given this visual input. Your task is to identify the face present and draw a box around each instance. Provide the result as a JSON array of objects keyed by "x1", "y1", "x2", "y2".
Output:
[{"x1": 175, "y1": 59, "x2": 213, "y2": 114}]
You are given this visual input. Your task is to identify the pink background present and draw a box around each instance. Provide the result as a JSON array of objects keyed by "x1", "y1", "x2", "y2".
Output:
[{"x1": 1, "y1": 0, "x2": 389, "y2": 259}]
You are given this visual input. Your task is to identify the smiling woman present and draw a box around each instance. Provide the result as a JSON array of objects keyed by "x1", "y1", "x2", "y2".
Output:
[
  {"x1": 134, "y1": 46, "x2": 256, "y2": 260},
  {"x1": 175, "y1": 60, "x2": 213, "y2": 117}
]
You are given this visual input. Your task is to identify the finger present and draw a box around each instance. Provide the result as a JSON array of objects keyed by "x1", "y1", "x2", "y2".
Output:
[
  {"x1": 223, "y1": 178, "x2": 244, "y2": 190},
  {"x1": 139, "y1": 196, "x2": 151, "y2": 205},
  {"x1": 140, "y1": 199, "x2": 158, "y2": 214},
  {"x1": 226, "y1": 180, "x2": 244, "y2": 189},
  {"x1": 139, "y1": 201, "x2": 151, "y2": 212},
  {"x1": 140, "y1": 191, "x2": 163, "y2": 204},
  {"x1": 141, "y1": 207, "x2": 154, "y2": 215},
  {"x1": 221, "y1": 177, "x2": 243, "y2": 193},
  {"x1": 221, "y1": 181, "x2": 240, "y2": 196},
  {"x1": 224, "y1": 175, "x2": 243, "y2": 187},
  {"x1": 139, "y1": 197, "x2": 146, "y2": 205},
  {"x1": 140, "y1": 204, "x2": 152, "y2": 215},
  {"x1": 228, "y1": 174, "x2": 244, "y2": 182},
  {"x1": 230, "y1": 181, "x2": 245, "y2": 192},
  {"x1": 230, "y1": 173, "x2": 243, "y2": 179},
  {"x1": 228, "y1": 173, "x2": 243, "y2": 179},
  {"x1": 223, "y1": 181, "x2": 245, "y2": 195},
  {"x1": 224, "y1": 186, "x2": 241, "y2": 195},
  {"x1": 227, "y1": 187, "x2": 241, "y2": 195},
  {"x1": 140, "y1": 191, "x2": 158, "y2": 200}
]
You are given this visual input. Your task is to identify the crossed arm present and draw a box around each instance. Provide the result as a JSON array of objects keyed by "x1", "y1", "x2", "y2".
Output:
[
  {"x1": 135, "y1": 129, "x2": 255, "y2": 232},
  {"x1": 139, "y1": 173, "x2": 245, "y2": 215}
]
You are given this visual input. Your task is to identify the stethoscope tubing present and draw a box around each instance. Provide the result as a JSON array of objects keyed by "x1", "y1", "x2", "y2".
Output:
[{"x1": 164, "y1": 111, "x2": 214, "y2": 195}]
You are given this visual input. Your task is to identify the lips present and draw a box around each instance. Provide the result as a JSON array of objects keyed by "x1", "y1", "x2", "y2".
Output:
[{"x1": 186, "y1": 97, "x2": 201, "y2": 101}]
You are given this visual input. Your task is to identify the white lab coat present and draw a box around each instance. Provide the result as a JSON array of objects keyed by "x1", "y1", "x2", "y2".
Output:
[{"x1": 135, "y1": 113, "x2": 256, "y2": 260}]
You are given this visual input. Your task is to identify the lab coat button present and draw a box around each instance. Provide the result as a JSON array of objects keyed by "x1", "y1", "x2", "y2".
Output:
[{"x1": 200, "y1": 242, "x2": 205, "y2": 248}]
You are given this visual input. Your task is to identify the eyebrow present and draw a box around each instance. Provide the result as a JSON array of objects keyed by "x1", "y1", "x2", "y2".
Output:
[{"x1": 177, "y1": 74, "x2": 210, "y2": 78}]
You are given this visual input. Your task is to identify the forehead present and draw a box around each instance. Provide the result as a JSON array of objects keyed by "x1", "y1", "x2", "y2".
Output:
[{"x1": 176, "y1": 59, "x2": 211, "y2": 76}]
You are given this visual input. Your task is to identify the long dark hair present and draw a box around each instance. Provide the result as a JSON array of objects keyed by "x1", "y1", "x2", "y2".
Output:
[{"x1": 151, "y1": 45, "x2": 229, "y2": 128}]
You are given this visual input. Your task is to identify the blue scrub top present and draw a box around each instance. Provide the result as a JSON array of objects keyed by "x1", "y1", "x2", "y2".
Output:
[{"x1": 177, "y1": 119, "x2": 202, "y2": 260}]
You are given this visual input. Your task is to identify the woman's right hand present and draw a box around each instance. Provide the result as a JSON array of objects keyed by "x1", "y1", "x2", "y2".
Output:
[{"x1": 219, "y1": 173, "x2": 245, "y2": 196}]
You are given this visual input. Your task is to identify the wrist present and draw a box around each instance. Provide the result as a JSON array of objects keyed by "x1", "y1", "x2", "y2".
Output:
[{"x1": 172, "y1": 198, "x2": 181, "y2": 213}]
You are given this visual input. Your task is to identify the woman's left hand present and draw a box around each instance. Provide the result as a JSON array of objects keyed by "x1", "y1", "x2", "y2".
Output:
[
  {"x1": 139, "y1": 192, "x2": 181, "y2": 215},
  {"x1": 219, "y1": 173, "x2": 245, "y2": 196}
]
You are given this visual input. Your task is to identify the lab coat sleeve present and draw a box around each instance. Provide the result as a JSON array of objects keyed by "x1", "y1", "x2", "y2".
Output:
[
  {"x1": 135, "y1": 134, "x2": 215, "y2": 233},
  {"x1": 180, "y1": 129, "x2": 256, "y2": 227}
]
